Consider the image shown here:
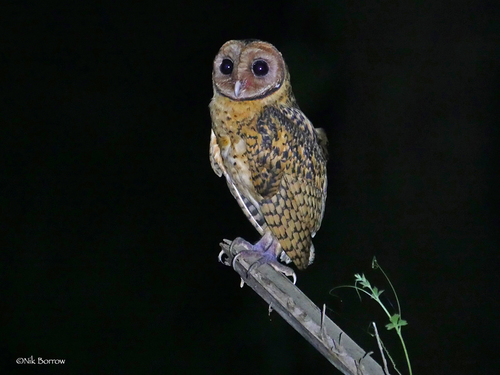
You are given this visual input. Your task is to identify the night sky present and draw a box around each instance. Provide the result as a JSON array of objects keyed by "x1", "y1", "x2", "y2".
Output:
[{"x1": 2, "y1": 1, "x2": 499, "y2": 374}]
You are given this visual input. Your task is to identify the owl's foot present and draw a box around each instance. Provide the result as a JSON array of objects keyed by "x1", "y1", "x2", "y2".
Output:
[{"x1": 218, "y1": 234, "x2": 296, "y2": 284}]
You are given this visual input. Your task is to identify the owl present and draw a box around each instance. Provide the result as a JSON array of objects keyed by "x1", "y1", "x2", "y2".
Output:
[{"x1": 209, "y1": 39, "x2": 328, "y2": 276}]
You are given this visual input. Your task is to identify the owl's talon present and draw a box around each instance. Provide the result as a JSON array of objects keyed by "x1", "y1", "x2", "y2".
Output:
[
  {"x1": 246, "y1": 256, "x2": 296, "y2": 284},
  {"x1": 218, "y1": 239, "x2": 236, "y2": 266},
  {"x1": 268, "y1": 262, "x2": 297, "y2": 285},
  {"x1": 218, "y1": 249, "x2": 230, "y2": 266}
]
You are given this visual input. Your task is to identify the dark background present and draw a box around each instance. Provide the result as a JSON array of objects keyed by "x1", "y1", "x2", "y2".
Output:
[{"x1": 2, "y1": 1, "x2": 498, "y2": 374}]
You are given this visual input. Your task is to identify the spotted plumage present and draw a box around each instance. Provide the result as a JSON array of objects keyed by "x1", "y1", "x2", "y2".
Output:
[{"x1": 210, "y1": 39, "x2": 328, "y2": 270}]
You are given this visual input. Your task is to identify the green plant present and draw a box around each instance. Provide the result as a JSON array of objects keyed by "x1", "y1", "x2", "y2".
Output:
[{"x1": 331, "y1": 257, "x2": 412, "y2": 375}]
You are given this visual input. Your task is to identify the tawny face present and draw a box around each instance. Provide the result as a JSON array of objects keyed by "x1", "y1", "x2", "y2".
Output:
[{"x1": 212, "y1": 40, "x2": 286, "y2": 101}]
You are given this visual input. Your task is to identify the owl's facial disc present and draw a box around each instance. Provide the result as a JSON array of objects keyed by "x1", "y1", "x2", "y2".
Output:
[{"x1": 213, "y1": 40, "x2": 286, "y2": 100}]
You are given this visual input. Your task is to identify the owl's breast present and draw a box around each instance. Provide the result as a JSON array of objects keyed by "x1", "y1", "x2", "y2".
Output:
[{"x1": 210, "y1": 94, "x2": 265, "y2": 200}]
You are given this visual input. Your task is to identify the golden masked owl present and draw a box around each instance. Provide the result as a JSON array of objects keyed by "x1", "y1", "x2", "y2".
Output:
[{"x1": 209, "y1": 39, "x2": 328, "y2": 275}]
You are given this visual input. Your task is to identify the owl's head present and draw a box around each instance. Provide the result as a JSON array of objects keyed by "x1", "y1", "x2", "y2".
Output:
[{"x1": 212, "y1": 40, "x2": 287, "y2": 101}]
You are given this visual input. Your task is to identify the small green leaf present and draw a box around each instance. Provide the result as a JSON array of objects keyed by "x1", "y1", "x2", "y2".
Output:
[
  {"x1": 372, "y1": 287, "x2": 384, "y2": 298},
  {"x1": 391, "y1": 314, "x2": 401, "y2": 323},
  {"x1": 385, "y1": 322, "x2": 396, "y2": 330},
  {"x1": 358, "y1": 275, "x2": 371, "y2": 289}
]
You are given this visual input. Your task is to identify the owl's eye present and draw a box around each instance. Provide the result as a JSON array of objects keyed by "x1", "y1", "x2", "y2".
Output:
[
  {"x1": 220, "y1": 59, "x2": 234, "y2": 75},
  {"x1": 252, "y1": 60, "x2": 269, "y2": 76}
]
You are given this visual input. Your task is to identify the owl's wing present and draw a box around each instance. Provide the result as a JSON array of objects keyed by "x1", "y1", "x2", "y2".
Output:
[
  {"x1": 247, "y1": 106, "x2": 328, "y2": 269},
  {"x1": 280, "y1": 107, "x2": 328, "y2": 237},
  {"x1": 210, "y1": 130, "x2": 268, "y2": 235}
]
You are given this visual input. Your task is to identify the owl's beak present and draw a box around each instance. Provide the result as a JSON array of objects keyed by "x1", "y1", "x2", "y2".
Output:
[{"x1": 234, "y1": 80, "x2": 246, "y2": 98}]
